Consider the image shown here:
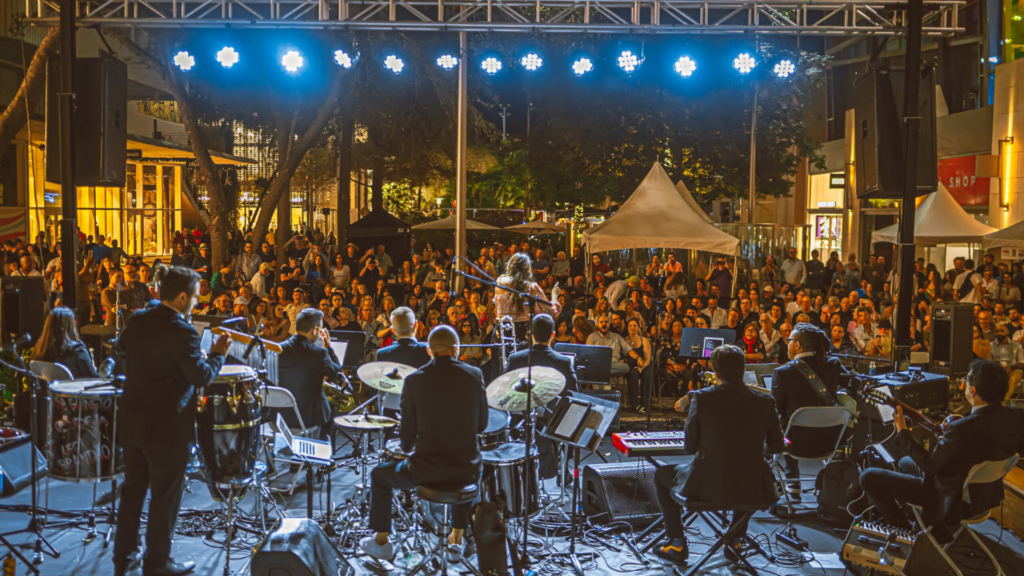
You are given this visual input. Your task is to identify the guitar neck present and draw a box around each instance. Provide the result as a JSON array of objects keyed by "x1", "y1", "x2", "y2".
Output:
[{"x1": 889, "y1": 397, "x2": 943, "y2": 436}]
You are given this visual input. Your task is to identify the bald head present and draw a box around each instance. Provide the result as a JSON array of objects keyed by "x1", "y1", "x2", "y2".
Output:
[{"x1": 428, "y1": 325, "x2": 460, "y2": 356}]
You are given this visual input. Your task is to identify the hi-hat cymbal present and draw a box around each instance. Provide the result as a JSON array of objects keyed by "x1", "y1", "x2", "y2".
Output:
[
  {"x1": 333, "y1": 414, "x2": 399, "y2": 430},
  {"x1": 357, "y1": 361, "x2": 417, "y2": 395},
  {"x1": 486, "y1": 367, "x2": 565, "y2": 412}
]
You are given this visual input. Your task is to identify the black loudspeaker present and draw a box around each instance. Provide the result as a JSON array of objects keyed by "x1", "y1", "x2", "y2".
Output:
[
  {"x1": 0, "y1": 436, "x2": 47, "y2": 496},
  {"x1": 46, "y1": 54, "x2": 128, "y2": 186},
  {"x1": 929, "y1": 303, "x2": 974, "y2": 377},
  {"x1": 581, "y1": 461, "x2": 661, "y2": 526},
  {"x1": 251, "y1": 518, "x2": 355, "y2": 576},
  {"x1": 578, "y1": 390, "x2": 620, "y2": 432},
  {"x1": 0, "y1": 277, "x2": 45, "y2": 345},
  {"x1": 853, "y1": 64, "x2": 938, "y2": 200}
]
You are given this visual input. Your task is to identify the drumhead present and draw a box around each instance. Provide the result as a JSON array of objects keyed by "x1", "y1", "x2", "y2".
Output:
[
  {"x1": 49, "y1": 379, "x2": 117, "y2": 396},
  {"x1": 214, "y1": 365, "x2": 257, "y2": 383},
  {"x1": 482, "y1": 408, "x2": 509, "y2": 435},
  {"x1": 481, "y1": 442, "x2": 538, "y2": 463}
]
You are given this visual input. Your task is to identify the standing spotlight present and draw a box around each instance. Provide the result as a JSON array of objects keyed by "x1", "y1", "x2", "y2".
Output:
[
  {"x1": 481, "y1": 57, "x2": 502, "y2": 75},
  {"x1": 384, "y1": 55, "x2": 405, "y2": 73},
  {"x1": 674, "y1": 56, "x2": 696, "y2": 77},
  {"x1": 282, "y1": 50, "x2": 304, "y2": 72},
  {"x1": 572, "y1": 58, "x2": 593, "y2": 76},
  {"x1": 617, "y1": 51, "x2": 640, "y2": 73},
  {"x1": 521, "y1": 53, "x2": 543, "y2": 71},
  {"x1": 334, "y1": 50, "x2": 354, "y2": 68},
  {"x1": 436, "y1": 54, "x2": 458, "y2": 70},
  {"x1": 216, "y1": 47, "x2": 239, "y2": 68},
  {"x1": 733, "y1": 53, "x2": 756, "y2": 74},
  {"x1": 773, "y1": 59, "x2": 795, "y2": 78},
  {"x1": 173, "y1": 51, "x2": 195, "y2": 71}
]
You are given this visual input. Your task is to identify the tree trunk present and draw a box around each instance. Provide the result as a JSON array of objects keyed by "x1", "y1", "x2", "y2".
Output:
[
  {"x1": 335, "y1": 115, "x2": 352, "y2": 252},
  {"x1": 371, "y1": 156, "x2": 384, "y2": 213},
  {"x1": 276, "y1": 184, "x2": 291, "y2": 263},
  {"x1": 0, "y1": 28, "x2": 60, "y2": 160}
]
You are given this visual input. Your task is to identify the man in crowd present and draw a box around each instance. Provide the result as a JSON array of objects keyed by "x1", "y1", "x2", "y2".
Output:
[
  {"x1": 258, "y1": 241, "x2": 276, "y2": 266},
  {"x1": 92, "y1": 234, "x2": 112, "y2": 263},
  {"x1": 991, "y1": 323, "x2": 1024, "y2": 372},
  {"x1": 780, "y1": 247, "x2": 806, "y2": 292},
  {"x1": 250, "y1": 262, "x2": 275, "y2": 299},
  {"x1": 805, "y1": 249, "x2": 824, "y2": 296},
  {"x1": 587, "y1": 314, "x2": 640, "y2": 404},
  {"x1": 279, "y1": 256, "x2": 303, "y2": 294},
  {"x1": 285, "y1": 288, "x2": 311, "y2": 334},
  {"x1": 955, "y1": 259, "x2": 983, "y2": 304},
  {"x1": 236, "y1": 241, "x2": 260, "y2": 283},
  {"x1": 851, "y1": 306, "x2": 877, "y2": 353},
  {"x1": 706, "y1": 259, "x2": 733, "y2": 306},
  {"x1": 699, "y1": 296, "x2": 727, "y2": 329},
  {"x1": 191, "y1": 244, "x2": 212, "y2": 281}
]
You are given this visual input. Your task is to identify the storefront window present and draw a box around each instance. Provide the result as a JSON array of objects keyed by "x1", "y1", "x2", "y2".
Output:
[{"x1": 807, "y1": 173, "x2": 845, "y2": 259}]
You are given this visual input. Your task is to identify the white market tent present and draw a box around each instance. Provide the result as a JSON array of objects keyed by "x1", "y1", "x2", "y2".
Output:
[
  {"x1": 676, "y1": 180, "x2": 714, "y2": 224},
  {"x1": 583, "y1": 163, "x2": 740, "y2": 255},
  {"x1": 869, "y1": 184, "x2": 997, "y2": 245},
  {"x1": 983, "y1": 220, "x2": 1024, "y2": 250},
  {"x1": 412, "y1": 215, "x2": 500, "y2": 230}
]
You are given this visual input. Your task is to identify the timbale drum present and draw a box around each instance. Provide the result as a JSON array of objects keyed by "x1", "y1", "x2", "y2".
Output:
[
  {"x1": 196, "y1": 365, "x2": 262, "y2": 483},
  {"x1": 48, "y1": 379, "x2": 122, "y2": 482}
]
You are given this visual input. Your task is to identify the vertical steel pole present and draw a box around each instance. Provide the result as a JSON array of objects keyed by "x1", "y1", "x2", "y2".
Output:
[
  {"x1": 59, "y1": 0, "x2": 78, "y2": 308},
  {"x1": 454, "y1": 32, "x2": 468, "y2": 293},
  {"x1": 747, "y1": 84, "x2": 758, "y2": 223}
]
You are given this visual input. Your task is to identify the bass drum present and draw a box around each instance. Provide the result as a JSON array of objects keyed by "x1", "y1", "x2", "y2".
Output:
[
  {"x1": 48, "y1": 379, "x2": 122, "y2": 482},
  {"x1": 195, "y1": 365, "x2": 262, "y2": 484},
  {"x1": 481, "y1": 442, "x2": 540, "y2": 518}
]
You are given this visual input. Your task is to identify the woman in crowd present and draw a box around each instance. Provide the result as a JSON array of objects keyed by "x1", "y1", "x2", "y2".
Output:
[
  {"x1": 589, "y1": 298, "x2": 612, "y2": 323},
  {"x1": 624, "y1": 318, "x2": 653, "y2": 413},
  {"x1": 33, "y1": 306, "x2": 99, "y2": 379},
  {"x1": 306, "y1": 254, "x2": 329, "y2": 303},
  {"x1": 659, "y1": 318, "x2": 687, "y2": 396},
  {"x1": 274, "y1": 285, "x2": 292, "y2": 308},
  {"x1": 375, "y1": 297, "x2": 397, "y2": 348},
  {"x1": 739, "y1": 322, "x2": 766, "y2": 363},
  {"x1": 553, "y1": 318, "x2": 573, "y2": 344},
  {"x1": 664, "y1": 272, "x2": 688, "y2": 299},
  {"x1": 329, "y1": 253, "x2": 350, "y2": 289},
  {"x1": 263, "y1": 303, "x2": 291, "y2": 341},
  {"x1": 760, "y1": 255, "x2": 780, "y2": 293},
  {"x1": 571, "y1": 316, "x2": 594, "y2": 344},
  {"x1": 249, "y1": 300, "x2": 269, "y2": 333},
  {"x1": 646, "y1": 255, "x2": 663, "y2": 278},
  {"x1": 396, "y1": 261, "x2": 415, "y2": 287},
  {"x1": 458, "y1": 319, "x2": 484, "y2": 365},
  {"x1": 692, "y1": 279, "x2": 708, "y2": 301}
]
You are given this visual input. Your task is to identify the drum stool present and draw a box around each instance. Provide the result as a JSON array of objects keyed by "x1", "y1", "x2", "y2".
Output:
[{"x1": 409, "y1": 483, "x2": 482, "y2": 576}]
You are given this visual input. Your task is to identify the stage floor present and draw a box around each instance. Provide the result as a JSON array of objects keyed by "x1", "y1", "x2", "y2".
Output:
[{"x1": 2, "y1": 434, "x2": 1023, "y2": 576}]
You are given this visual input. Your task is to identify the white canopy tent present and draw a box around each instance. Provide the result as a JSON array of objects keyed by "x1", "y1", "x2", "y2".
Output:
[
  {"x1": 870, "y1": 184, "x2": 997, "y2": 245},
  {"x1": 983, "y1": 220, "x2": 1024, "y2": 250},
  {"x1": 676, "y1": 180, "x2": 714, "y2": 224},
  {"x1": 412, "y1": 215, "x2": 500, "y2": 230},
  {"x1": 583, "y1": 163, "x2": 740, "y2": 255}
]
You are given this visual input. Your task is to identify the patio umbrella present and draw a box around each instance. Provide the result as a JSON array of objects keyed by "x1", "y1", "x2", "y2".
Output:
[
  {"x1": 412, "y1": 215, "x2": 501, "y2": 230},
  {"x1": 505, "y1": 221, "x2": 566, "y2": 235}
]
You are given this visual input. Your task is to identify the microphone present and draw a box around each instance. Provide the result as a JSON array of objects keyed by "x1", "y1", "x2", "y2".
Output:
[
  {"x1": 242, "y1": 336, "x2": 260, "y2": 360},
  {"x1": 219, "y1": 317, "x2": 246, "y2": 328},
  {"x1": 11, "y1": 333, "x2": 31, "y2": 349}
]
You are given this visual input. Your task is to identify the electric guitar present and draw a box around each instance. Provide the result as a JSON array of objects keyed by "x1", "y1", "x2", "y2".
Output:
[{"x1": 861, "y1": 388, "x2": 960, "y2": 437}]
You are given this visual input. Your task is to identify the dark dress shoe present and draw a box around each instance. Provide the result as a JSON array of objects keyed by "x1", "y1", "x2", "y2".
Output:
[
  {"x1": 114, "y1": 549, "x2": 143, "y2": 575},
  {"x1": 143, "y1": 560, "x2": 196, "y2": 576}
]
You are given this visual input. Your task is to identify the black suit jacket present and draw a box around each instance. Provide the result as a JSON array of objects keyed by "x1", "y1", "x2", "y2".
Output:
[
  {"x1": 275, "y1": 334, "x2": 344, "y2": 429},
  {"x1": 377, "y1": 337, "x2": 431, "y2": 368},
  {"x1": 505, "y1": 344, "x2": 579, "y2": 401},
  {"x1": 41, "y1": 340, "x2": 99, "y2": 379},
  {"x1": 898, "y1": 403, "x2": 1024, "y2": 526},
  {"x1": 676, "y1": 381, "x2": 785, "y2": 506},
  {"x1": 771, "y1": 355, "x2": 847, "y2": 426},
  {"x1": 401, "y1": 356, "x2": 488, "y2": 484},
  {"x1": 117, "y1": 304, "x2": 225, "y2": 443}
]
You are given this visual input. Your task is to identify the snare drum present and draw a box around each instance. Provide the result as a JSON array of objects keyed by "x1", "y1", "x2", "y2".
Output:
[
  {"x1": 196, "y1": 365, "x2": 262, "y2": 483},
  {"x1": 478, "y1": 408, "x2": 510, "y2": 450},
  {"x1": 48, "y1": 379, "x2": 122, "y2": 482},
  {"x1": 383, "y1": 438, "x2": 412, "y2": 464},
  {"x1": 481, "y1": 442, "x2": 540, "y2": 517}
]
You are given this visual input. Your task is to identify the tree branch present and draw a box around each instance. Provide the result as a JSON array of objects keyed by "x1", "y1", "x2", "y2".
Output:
[{"x1": 0, "y1": 28, "x2": 60, "y2": 160}]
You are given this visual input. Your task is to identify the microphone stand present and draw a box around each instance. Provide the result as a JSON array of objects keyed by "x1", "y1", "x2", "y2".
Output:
[{"x1": 453, "y1": 259, "x2": 553, "y2": 575}]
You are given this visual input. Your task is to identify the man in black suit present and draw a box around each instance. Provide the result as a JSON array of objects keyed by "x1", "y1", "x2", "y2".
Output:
[
  {"x1": 114, "y1": 266, "x2": 231, "y2": 576},
  {"x1": 275, "y1": 309, "x2": 345, "y2": 440},
  {"x1": 361, "y1": 325, "x2": 489, "y2": 561},
  {"x1": 861, "y1": 360, "x2": 1024, "y2": 539},
  {"x1": 770, "y1": 323, "x2": 850, "y2": 497},
  {"x1": 654, "y1": 345, "x2": 785, "y2": 564},
  {"x1": 505, "y1": 313, "x2": 578, "y2": 479}
]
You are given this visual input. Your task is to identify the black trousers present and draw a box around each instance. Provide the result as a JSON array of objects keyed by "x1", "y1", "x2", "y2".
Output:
[
  {"x1": 114, "y1": 434, "x2": 191, "y2": 571},
  {"x1": 653, "y1": 464, "x2": 751, "y2": 541},
  {"x1": 859, "y1": 456, "x2": 925, "y2": 529},
  {"x1": 369, "y1": 461, "x2": 472, "y2": 534}
]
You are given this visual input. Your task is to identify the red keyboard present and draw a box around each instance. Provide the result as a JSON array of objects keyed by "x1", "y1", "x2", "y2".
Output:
[{"x1": 612, "y1": 431, "x2": 687, "y2": 458}]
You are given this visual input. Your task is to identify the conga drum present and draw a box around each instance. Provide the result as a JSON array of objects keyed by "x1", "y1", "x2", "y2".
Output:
[{"x1": 196, "y1": 365, "x2": 262, "y2": 483}]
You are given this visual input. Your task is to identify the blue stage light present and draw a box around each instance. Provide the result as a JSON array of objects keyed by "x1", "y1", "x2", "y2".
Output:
[
  {"x1": 384, "y1": 55, "x2": 405, "y2": 73},
  {"x1": 733, "y1": 53, "x2": 756, "y2": 74},
  {"x1": 521, "y1": 53, "x2": 543, "y2": 71},
  {"x1": 173, "y1": 51, "x2": 195, "y2": 71},
  {"x1": 674, "y1": 56, "x2": 696, "y2": 77},
  {"x1": 436, "y1": 54, "x2": 458, "y2": 70},
  {"x1": 482, "y1": 57, "x2": 502, "y2": 75},
  {"x1": 572, "y1": 58, "x2": 593, "y2": 76},
  {"x1": 773, "y1": 59, "x2": 795, "y2": 78},
  {"x1": 334, "y1": 50, "x2": 354, "y2": 68},
  {"x1": 617, "y1": 51, "x2": 640, "y2": 73},
  {"x1": 216, "y1": 47, "x2": 239, "y2": 68},
  {"x1": 282, "y1": 50, "x2": 304, "y2": 72}
]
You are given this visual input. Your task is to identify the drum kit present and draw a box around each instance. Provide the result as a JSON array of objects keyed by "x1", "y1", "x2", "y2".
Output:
[{"x1": 330, "y1": 360, "x2": 567, "y2": 571}]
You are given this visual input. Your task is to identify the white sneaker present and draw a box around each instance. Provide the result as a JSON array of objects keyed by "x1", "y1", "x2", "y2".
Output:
[
  {"x1": 447, "y1": 539, "x2": 466, "y2": 562},
  {"x1": 360, "y1": 536, "x2": 395, "y2": 560}
]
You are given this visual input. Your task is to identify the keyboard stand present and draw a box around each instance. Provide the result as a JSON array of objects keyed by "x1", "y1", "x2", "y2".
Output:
[{"x1": 290, "y1": 455, "x2": 331, "y2": 519}]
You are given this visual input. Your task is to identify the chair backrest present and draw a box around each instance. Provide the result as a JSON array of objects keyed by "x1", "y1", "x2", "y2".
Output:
[
  {"x1": 909, "y1": 351, "x2": 930, "y2": 365},
  {"x1": 783, "y1": 406, "x2": 852, "y2": 460},
  {"x1": 786, "y1": 406, "x2": 852, "y2": 431},
  {"x1": 29, "y1": 360, "x2": 73, "y2": 383},
  {"x1": 962, "y1": 454, "x2": 1019, "y2": 506},
  {"x1": 259, "y1": 386, "x2": 308, "y2": 432}
]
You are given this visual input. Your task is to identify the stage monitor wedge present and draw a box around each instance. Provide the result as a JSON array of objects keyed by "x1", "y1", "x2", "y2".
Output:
[{"x1": 252, "y1": 518, "x2": 354, "y2": 576}]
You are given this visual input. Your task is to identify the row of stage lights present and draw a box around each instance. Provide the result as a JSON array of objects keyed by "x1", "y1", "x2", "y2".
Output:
[{"x1": 172, "y1": 48, "x2": 798, "y2": 79}]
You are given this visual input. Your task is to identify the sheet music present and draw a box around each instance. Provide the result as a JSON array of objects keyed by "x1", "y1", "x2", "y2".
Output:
[
  {"x1": 329, "y1": 341, "x2": 349, "y2": 364},
  {"x1": 876, "y1": 385, "x2": 895, "y2": 423},
  {"x1": 555, "y1": 403, "x2": 588, "y2": 438}
]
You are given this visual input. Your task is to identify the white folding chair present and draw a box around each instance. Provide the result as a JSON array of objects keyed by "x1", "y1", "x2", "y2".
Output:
[
  {"x1": 260, "y1": 386, "x2": 319, "y2": 495},
  {"x1": 29, "y1": 361, "x2": 73, "y2": 383},
  {"x1": 772, "y1": 406, "x2": 851, "y2": 514}
]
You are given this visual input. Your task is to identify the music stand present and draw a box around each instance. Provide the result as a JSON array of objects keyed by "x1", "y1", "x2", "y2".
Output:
[
  {"x1": 553, "y1": 343, "x2": 612, "y2": 388},
  {"x1": 678, "y1": 328, "x2": 736, "y2": 360},
  {"x1": 540, "y1": 392, "x2": 618, "y2": 576},
  {"x1": 328, "y1": 331, "x2": 366, "y2": 368}
]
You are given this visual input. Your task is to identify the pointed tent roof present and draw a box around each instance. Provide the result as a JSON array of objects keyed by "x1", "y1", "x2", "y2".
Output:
[
  {"x1": 675, "y1": 180, "x2": 714, "y2": 224},
  {"x1": 348, "y1": 209, "x2": 411, "y2": 238},
  {"x1": 870, "y1": 184, "x2": 998, "y2": 245},
  {"x1": 411, "y1": 215, "x2": 501, "y2": 230},
  {"x1": 583, "y1": 163, "x2": 740, "y2": 255},
  {"x1": 983, "y1": 219, "x2": 1024, "y2": 250}
]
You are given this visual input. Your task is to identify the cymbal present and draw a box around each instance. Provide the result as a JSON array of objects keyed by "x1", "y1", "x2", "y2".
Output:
[
  {"x1": 333, "y1": 414, "x2": 400, "y2": 430},
  {"x1": 486, "y1": 367, "x2": 566, "y2": 412},
  {"x1": 357, "y1": 361, "x2": 417, "y2": 395}
]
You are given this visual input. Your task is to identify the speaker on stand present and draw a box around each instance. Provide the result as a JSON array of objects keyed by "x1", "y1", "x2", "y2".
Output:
[
  {"x1": 929, "y1": 303, "x2": 974, "y2": 378},
  {"x1": 0, "y1": 276, "x2": 45, "y2": 345}
]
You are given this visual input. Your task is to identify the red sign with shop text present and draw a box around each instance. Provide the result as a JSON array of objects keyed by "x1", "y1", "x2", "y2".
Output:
[{"x1": 937, "y1": 156, "x2": 990, "y2": 206}]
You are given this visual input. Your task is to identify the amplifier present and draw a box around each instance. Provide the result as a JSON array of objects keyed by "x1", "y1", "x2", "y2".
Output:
[
  {"x1": 581, "y1": 461, "x2": 661, "y2": 526},
  {"x1": 870, "y1": 370, "x2": 949, "y2": 411},
  {"x1": 841, "y1": 514, "x2": 957, "y2": 575}
]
